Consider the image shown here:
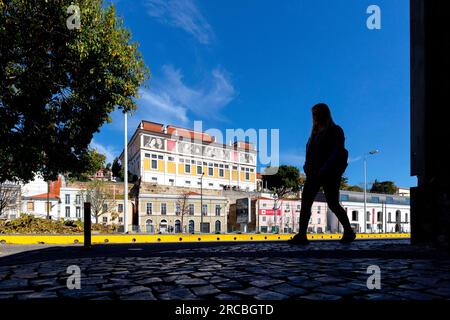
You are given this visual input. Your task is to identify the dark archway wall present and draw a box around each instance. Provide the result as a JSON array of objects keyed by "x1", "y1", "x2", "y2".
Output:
[{"x1": 410, "y1": 0, "x2": 450, "y2": 246}]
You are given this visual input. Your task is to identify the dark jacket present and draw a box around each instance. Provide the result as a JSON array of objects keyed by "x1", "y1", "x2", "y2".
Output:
[{"x1": 303, "y1": 124, "x2": 348, "y2": 178}]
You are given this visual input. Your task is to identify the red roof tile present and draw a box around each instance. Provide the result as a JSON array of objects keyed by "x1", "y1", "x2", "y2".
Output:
[{"x1": 29, "y1": 193, "x2": 59, "y2": 200}]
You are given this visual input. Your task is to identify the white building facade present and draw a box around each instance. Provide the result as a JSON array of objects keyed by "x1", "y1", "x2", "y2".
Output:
[
  {"x1": 120, "y1": 121, "x2": 258, "y2": 192},
  {"x1": 255, "y1": 197, "x2": 328, "y2": 234},
  {"x1": 327, "y1": 190, "x2": 411, "y2": 233},
  {"x1": 138, "y1": 192, "x2": 228, "y2": 234}
]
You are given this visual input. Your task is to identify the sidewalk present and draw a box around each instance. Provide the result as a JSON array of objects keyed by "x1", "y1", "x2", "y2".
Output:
[{"x1": 1, "y1": 239, "x2": 449, "y2": 300}]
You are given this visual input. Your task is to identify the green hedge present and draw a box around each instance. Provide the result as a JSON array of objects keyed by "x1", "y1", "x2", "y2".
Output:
[{"x1": 0, "y1": 214, "x2": 118, "y2": 234}]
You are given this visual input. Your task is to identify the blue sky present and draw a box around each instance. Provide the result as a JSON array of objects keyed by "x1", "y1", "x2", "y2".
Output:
[{"x1": 93, "y1": 0, "x2": 414, "y2": 188}]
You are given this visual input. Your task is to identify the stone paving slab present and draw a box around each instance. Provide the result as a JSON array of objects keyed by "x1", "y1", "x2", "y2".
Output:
[{"x1": 0, "y1": 240, "x2": 450, "y2": 300}]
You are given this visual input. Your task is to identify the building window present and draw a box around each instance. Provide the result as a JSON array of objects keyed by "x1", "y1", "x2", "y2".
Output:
[
  {"x1": 118, "y1": 204, "x2": 124, "y2": 213},
  {"x1": 215, "y1": 220, "x2": 221, "y2": 233},
  {"x1": 103, "y1": 217, "x2": 108, "y2": 224},
  {"x1": 208, "y1": 167, "x2": 214, "y2": 176},
  {"x1": 103, "y1": 203, "x2": 108, "y2": 212},
  {"x1": 367, "y1": 212, "x2": 371, "y2": 222},
  {"x1": 317, "y1": 218, "x2": 321, "y2": 224},
  {"x1": 189, "y1": 204, "x2": 194, "y2": 215},
  {"x1": 405, "y1": 213, "x2": 408, "y2": 223},
  {"x1": 176, "y1": 203, "x2": 181, "y2": 215},
  {"x1": 185, "y1": 180, "x2": 191, "y2": 185},
  {"x1": 75, "y1": 195, "x2": 81, "y2": 205},
  {"x1": 185, "y1": 164, "x2": 191, "y2": 173},
  {"x1": 340, "y1": 194, "x2": 349, "y2": 201},
  {"x1": 245, "y1": 172, "x2": 250, "y2": 180},
  {"x1": 215, "y1": 205, "x2": 221, "y2": 216},
  {"x1": 197, "y1": 165, "x2": 203, "y2": 175},
  {"x1": 76, "y1": 207, "x2": 81, "y2": 218},
  {"x1": 388, "y1": 212, "x2": 392, "y2": 222},
  {"x1": 189, "y1": 220, "x2": 195, "y2": 233},
  {"x1": 161, "y1": 203, "x2": 167, "y2": 215},
  {"x1": 202, "y1": 204, "x2": 208, "y2": 216},
  {"x1": 146, "y1": 203, "x2": 152, "y2": 215},
  {"x1": 65, "y1": 206, "x2": 70, "y2": 218},
  {"x1": 119, "y1": 217, "x2": 123, "y2": 223},
  {"x1": 352, "y1": 210, "x2": 358, "y2": 221},
  {"x1": 65, "y1": 194, "x2": 70, "y2": 204},
  {"x1": 377, "y1": 211, "x2": 382, "y2": 222},
  {"x1": 27, "y1": 201, "x2": 34, "y2": 211},
  {"x1": 168, "y1": 156, "x2": 175, "y2": 161},
  {"x1": 219, "y1": 168, "x2": 224, "y2": 177},
  {"x1": 151, "y1": 159, "x2": 158, "y2": 169}
]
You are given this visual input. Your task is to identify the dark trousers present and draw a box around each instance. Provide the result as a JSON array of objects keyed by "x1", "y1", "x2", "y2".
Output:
[{"x1": 299, "y1": 174, "x2": 352, "y2": 235}]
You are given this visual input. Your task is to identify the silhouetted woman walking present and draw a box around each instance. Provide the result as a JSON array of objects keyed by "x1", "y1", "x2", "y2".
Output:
[{"x1": 289, "y1": 103, "x2": 356, "y2": 244}]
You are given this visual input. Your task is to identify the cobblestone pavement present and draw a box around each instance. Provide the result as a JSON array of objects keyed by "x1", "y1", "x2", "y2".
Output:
[{"x1": 1, "y1": 239, "x2": 450, "y2": 300}]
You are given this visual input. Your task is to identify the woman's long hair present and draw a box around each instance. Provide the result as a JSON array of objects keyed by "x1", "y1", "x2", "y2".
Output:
[{"x1": 310, "y1": 103, "x2": 335, "y2": 137}]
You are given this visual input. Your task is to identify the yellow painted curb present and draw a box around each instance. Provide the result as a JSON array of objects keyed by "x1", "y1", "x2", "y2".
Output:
[{"x1": 0, "y1": 233, "x2": 410, "y2": 245}]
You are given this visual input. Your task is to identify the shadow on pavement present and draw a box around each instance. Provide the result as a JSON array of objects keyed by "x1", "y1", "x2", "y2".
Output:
[{"x1": 1, "y1": 239, "x2": 448, "y2": 267}]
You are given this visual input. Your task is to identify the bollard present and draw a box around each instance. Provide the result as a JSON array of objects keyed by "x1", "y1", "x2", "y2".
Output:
[{"x1": 84, "y1": 202, "x2": 92, "y2": 249}]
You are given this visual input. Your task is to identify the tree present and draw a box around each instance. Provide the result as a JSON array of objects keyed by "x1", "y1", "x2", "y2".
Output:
[
  {"x1": 0, "y1": 0, "x2": 149, "y2": 183},
  {"x1": 346, "y1": 185, "x2": 363, "y2": 192},
  {"x1": 262, "y1": 165, "x2": 301, "y2": 198},
  {"x1": 339, "y1": 176, "x2": 364, "y2": 192},
  {"x1": 67, "y1": 148, "x2": 106, "y2": 181},
  {"x1": 340, "y1": 176, "x2": 349, "y2": 190},
  {"x1": 80, "y1": 180, "x2": 115, "y2": 224},
  {"x1": 176, "y1": 193, "x2": 191, "y2": 233},
  {"x1": 298, "y1": 173, "x2": 306, "y2": 191},
  {"x1": 111, "y1": 157, "x2": 123, "y2": 180},
  {"x1": 370, "y1": 180, "x2": 397, "y2": 194},
  {"x1": 0, "y1": 182, "x2": 20, "y2": 217},
  {"x1": 262, "y1": 165, "x2": 301, "y2": 233}
]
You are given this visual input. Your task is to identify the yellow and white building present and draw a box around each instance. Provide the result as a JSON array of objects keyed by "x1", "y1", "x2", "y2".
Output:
[
  {"x1": 121, "y1": 121, "x2": 258, "y2": 191},
  {"x1": 138, "y1": 190, "x2": 228, "y2": 234}
]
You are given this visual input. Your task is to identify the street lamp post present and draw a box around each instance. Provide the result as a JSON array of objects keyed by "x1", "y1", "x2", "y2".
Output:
[
  {"x1": 272, "y1": 192, "x2": 278, "y2": 233},
  {"x1": 200, "y1": 172, "x2": 204, "y2": 234},
  {"x1": 124, "y1": 112, "x2": 128, "y2": 233},
  {"x1": 363, "y1": 149, "x2": 379, "y2": 233}
]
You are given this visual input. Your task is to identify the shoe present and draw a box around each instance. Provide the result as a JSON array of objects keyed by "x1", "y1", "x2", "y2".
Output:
[
  {"x1": 340, "y1": 231, "x2": 356, "y2": 244},
  {"x1": 288, "y1": 234, "x2": 310, "y2": 245}
]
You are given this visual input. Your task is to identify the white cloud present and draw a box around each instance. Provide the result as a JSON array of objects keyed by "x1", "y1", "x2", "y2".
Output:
[
  {"x1": 349, "y1": 155, "x2": 362, "y2": 163},
  {"x1": 138, "y1": 89, "x2": 189, "y2": 125},
  {"x1": 145, "y1": 0, "x2": 214, "y2": 44},
  {"x1": 107, "y1": 64, "x2": 235, "y2": 135},
  {"x1": 90, "y1": 139, "x2": 118, "y2": 165},
  {"x1": 120, "y1": 64, "x2": 235, "y2": 128},
  {"x1": 158, "y1": 65, "x2": 235, "y2": 120}
]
